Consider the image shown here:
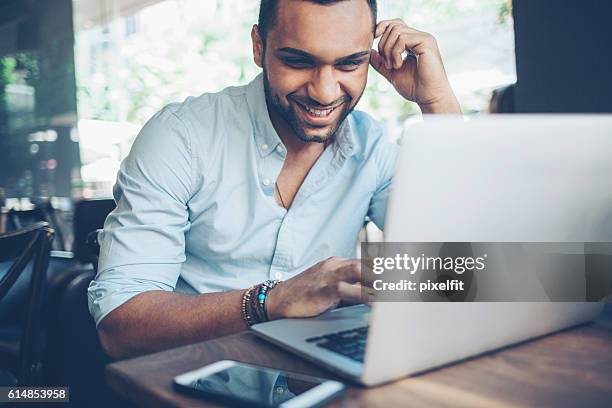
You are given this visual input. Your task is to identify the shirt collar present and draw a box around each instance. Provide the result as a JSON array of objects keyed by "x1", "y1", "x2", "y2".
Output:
[
  {"x1": 333, "y1": 116, "x2": 357, "y2": 158},
  {"x1": 245, "y1": 73, "x2": 358, "y2": 159},
  {"x1": 246, "y1": 74, "x2": 282, "y2": 158}
]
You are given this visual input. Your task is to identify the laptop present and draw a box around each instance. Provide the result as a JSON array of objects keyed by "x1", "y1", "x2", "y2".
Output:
[{"x1": 252, "y1": 115, "x2": 611, "y2": 386}]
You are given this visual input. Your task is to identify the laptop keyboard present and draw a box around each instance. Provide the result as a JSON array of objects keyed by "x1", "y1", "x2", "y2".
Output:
[{"x1": 306, "y1": 326, "x2": 369, "y2": 363}]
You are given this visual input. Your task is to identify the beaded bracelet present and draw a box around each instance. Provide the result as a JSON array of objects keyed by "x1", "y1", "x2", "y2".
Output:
[
  {"x1": 256, "y1": 280, "x2": 280, "y2": 321},
  {"x1": 250, "y1": 284, "x2": 266, "y2": 323},
  {"x1": 241, "y1": 280, "x2": 280, "y2": 327},
  {"x1": 241, "y1": 286, "x2": 257, "y2": 326}
]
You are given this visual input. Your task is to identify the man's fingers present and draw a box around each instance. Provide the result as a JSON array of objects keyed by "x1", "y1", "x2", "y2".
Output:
[
  {"x1": 336, "y1": 260, "x2": 361, "y2": 284},
  {"x1": 382, "y1": 24, "x2": 406, "y2": 69},
  {"x1": 359, "y1": 260, "x2": 376, "y2": 289},
  {"x1": 375, "y1": 20, "x2": 432, "y2": 71},
  {"x1": 374, "y1": 21, "x2": 387, "y2": 38},
  {"x1": 378, "y1": 22, "x2": 403, "y2": 69},
  {"x1": 370, "y1": 49, "x2": 392, "y2": 79},
  {"x1": 337, "y1": 282, "x2": 365, "y2": 304},
  {"x1": 390, "y1": 34, "x2": 411, "y2": 69},
  {"x1": 375, "y1": 19, "x2": 396, "y2": 38},
  {"x1": 397, "y1": 31, "x2": 437, "y2": 57}
]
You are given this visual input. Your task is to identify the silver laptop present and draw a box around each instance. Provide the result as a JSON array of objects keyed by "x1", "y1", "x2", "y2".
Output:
[{"x1": 252, "y1": 115, "x2": 611, "y2": 386}]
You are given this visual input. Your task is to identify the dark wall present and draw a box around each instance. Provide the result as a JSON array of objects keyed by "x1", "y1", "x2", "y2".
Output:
[
  {"x1": 513, "y1": 0, "x2": 612, "y2": 113},
  {"x1": 34, "y1": 0, "x2": 80, "y2": 198},
  {"x1": 0, "y1": 0, "x2": 80, "y2": 199}
]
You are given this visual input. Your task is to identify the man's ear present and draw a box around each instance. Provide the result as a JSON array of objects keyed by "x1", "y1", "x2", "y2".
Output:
[{"x1": 251, "y1": 25, "x2": 264, "y2": 68}]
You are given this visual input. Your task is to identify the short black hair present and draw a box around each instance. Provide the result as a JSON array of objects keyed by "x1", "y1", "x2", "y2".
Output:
[{"x1": 258, "y1": 0, "x2": 378, "y2": 43}]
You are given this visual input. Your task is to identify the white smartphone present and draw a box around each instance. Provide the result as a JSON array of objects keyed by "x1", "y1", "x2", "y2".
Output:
[{"x1": 173, "y1": 360, "x2": 345, "y2": 408}]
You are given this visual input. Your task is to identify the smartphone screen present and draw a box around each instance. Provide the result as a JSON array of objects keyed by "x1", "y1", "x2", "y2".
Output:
[{"x1": 175, "y1": 361, "x2": 343, "y2": 408}]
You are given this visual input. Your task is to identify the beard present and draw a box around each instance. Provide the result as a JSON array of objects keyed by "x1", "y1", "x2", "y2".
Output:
[{"x1": 262, "y1": 70, "x2": 361, "y2": 144}]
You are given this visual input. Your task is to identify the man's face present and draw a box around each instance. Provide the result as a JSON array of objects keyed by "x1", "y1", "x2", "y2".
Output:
[{"x1": 254, "y1": 0, "x2": 374, "y2": 143}]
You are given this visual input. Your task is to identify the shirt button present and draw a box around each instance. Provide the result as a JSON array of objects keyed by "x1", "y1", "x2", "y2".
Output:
[
  {"x1": 275, "y1": 271, "x2": 283, "y2": 279},
  {"x1": 276, "y1": 145, "x2": 284, "y2": 153},
  {"x1": 261, "y1": 143, "x2": 269, "y2": 150},
  {"x1": 263, "y1": 178, "x2": 271, "y2": 187}
]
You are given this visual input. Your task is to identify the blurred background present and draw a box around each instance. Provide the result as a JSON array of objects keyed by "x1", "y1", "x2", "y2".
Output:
[
  {"x1": 0, "y1": 0, "x2": 515, "y2": 244},
  {"x1": 2, "y1": 0, "x2": 612, "y2": 250}
]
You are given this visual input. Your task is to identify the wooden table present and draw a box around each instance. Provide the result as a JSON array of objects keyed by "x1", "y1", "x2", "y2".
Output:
[{"x1": 107, "y1": 306, "x2": 612, "y2": 408}]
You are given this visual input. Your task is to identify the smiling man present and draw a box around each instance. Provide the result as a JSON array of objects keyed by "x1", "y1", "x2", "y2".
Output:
[{"x1": 88, "y1": 0, "x2": 460, "y2": 359}]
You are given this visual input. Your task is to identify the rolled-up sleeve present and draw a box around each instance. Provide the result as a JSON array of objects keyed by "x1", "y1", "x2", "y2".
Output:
[{"x1": 88, "y1": 107, "x2": 194, "y2": 327}]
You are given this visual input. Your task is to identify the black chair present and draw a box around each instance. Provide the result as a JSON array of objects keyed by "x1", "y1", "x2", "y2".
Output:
[
  {"x1": 72, "y1": 199, "x2": 115, "y2": 265},
  {"x1": 41, "y1": 199, "x2": 131, "y2": 407},
  {"x1": 7, "y1": 201, "x2": 67, "y2": 251},
  {"x1": 0, "y1": 222, "x2": 54, "y2": 385},
  {"x1": 86, "y1": 230, "x2": 103, "y2": 273},
  {"x1": 43, "y1": 267, "x2": 123, "y2": 407}
]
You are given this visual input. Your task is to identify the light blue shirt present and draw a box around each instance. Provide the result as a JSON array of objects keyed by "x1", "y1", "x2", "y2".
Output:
[{"x1": 87, "y1": 73, "x2": 399, "y2": 326}]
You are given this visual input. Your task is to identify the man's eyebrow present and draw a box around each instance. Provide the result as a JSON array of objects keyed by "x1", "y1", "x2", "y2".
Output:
[
  {"x1": 276, "y1": 47, "x2": 316, "y2": 59},
  {"x1": 275, "y1": 47, "x2": 371, "y2": 63},
  {"x1": 335, "y1": 50, "x2": 371, "y2": 62}
]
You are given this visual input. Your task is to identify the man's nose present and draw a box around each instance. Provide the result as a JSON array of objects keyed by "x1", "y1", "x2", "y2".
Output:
[{"x1": 307, "y1": 66, "x2": 342, "y2": 106}]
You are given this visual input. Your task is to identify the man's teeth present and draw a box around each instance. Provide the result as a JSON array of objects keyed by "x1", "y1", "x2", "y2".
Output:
[{"x1": 303, "y1": 105, "x2": 335, "y2": 117}]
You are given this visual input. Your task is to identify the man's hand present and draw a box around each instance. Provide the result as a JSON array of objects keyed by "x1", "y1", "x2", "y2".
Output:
[
  {"x1": 370, "y1": 19, "x2": 461, "y2": 114},
  {"x1": 266, "y1": 257, "x2": 363, "y2": 320}
]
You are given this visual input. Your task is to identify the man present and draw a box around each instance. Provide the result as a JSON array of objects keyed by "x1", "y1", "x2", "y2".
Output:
[{"x1": 88, "y1": 0, "x2": 460, "y2": 359}]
